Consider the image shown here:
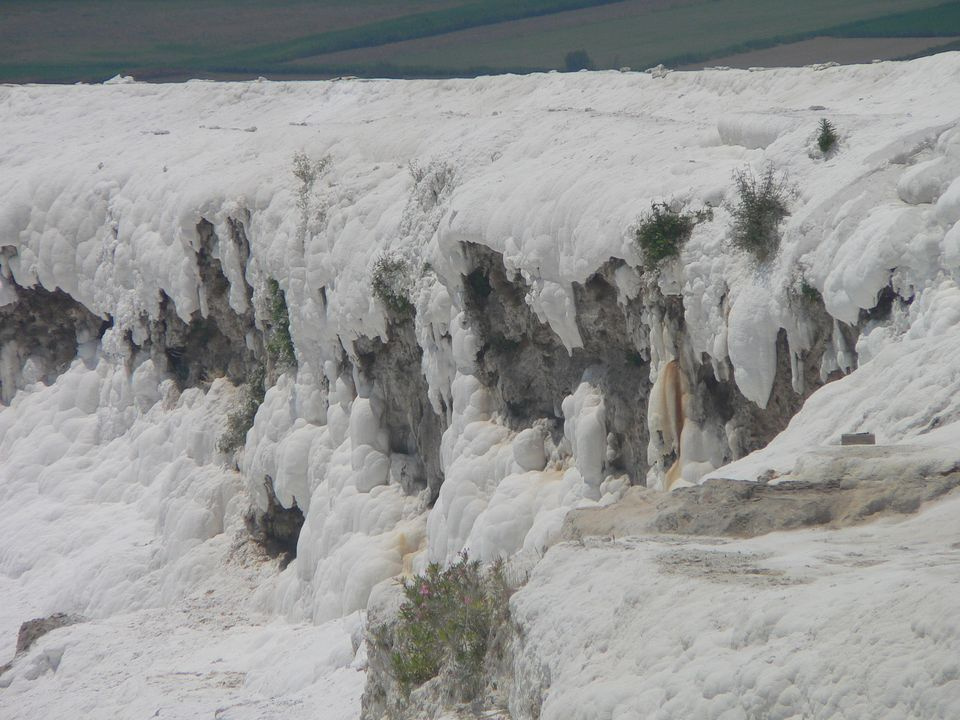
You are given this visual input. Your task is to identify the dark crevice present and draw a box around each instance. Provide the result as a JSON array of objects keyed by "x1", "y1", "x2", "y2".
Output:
[
  {"x1": 858, "y1": 282, "x2": 912, "y2": 325},
  {"x1": 245, "y1": 477, "x2": 304, "y2": 566},
  {"x1": 131, "y1": 220, "x2": 262, "y2": 390},
  {"x1": 691, "y1": 290, "x2": 837, "y2": 462},
  {"x1": 572, "y1": 263, "x2": 651, "y2": 480},
  {"x1": 461, "y1": 245, "x2": 651, "y2": 483},
  {"x1": 353, "y1": 317, "x2": 446, "y2": 500},
  {"x1": 0, "y1": 282, "x2": 108, "y2": 403}
]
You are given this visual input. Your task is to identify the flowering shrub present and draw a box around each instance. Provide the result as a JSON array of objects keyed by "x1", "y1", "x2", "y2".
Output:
[{"x1": 390, "y1": 553, "x2": 510, "y2": 699}]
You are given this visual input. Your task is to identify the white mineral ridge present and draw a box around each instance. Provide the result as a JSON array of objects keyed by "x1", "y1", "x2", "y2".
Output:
[
  {"x1": 2, "y1": 54, "x2": 960, "y2": 717},
  {"x1": 510, "y1": 492, "x2": 960, "y2": 720}
]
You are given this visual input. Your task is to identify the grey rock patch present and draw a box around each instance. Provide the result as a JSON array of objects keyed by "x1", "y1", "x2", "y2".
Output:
[
  {"x1": 16, "y1": 613, "x2": 85, "y2": 655},
  {"x1": 563, "y1": 472, "x2": 960, "y2": 541},
  {"x1": 841, "y1": 432, "x2": 876, "y2": 445},
  {"x1": 656, "y1": 548, "x2": 803, "y2": 586},
  {"x1": 0, "y1": 612, "x2": 86, "y2": 681},
  {"x1": 361, "y1": 579, "x2": 407, "y2": 720}
]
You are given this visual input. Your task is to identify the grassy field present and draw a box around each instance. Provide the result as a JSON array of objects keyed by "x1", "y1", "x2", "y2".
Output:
[
  {"x1": 1, "y1": 0, "x2": 959, "y2": 83},
  {"x1": 296, "y1": 0, "x2": 954, "y2": 74},
  {"x1": 0, "y1": 0, "x2": 468, "y2": 81},
  {"x1": 681, "y1": 35, "x2": 960, "y2": 70},
  {"x1": 217, "y1": 0, "x2": 634, "y2": 67},
  {"x1": 829, "y1": 1, "x2": 960, "y2": 36},
  {"x1": 0, "y1": 0, "x2": 623, "y2": 81}
]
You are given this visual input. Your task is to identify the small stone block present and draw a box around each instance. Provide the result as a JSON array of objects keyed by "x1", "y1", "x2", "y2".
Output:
[{"x1": 841, "y1": 432, "x2": 876, "y2": 446}]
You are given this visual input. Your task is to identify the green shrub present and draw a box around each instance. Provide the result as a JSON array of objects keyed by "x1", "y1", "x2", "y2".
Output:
[
  {"x1": 390, "y1": 554, "x2": 511, "y2": 699},
  {"x1": 266, "y1": 279, "x2": 296, "y2": 368},
  {"x1": 730, "y1": 166, "x2": 790, "y2": 263},
  {"x1": 800, "y1": 279, "x2": 822, "y2": 303},
  {"x1": 218, "y1": 364, "x2": 266, "y2": 453},
  {"x1": 408, "y1": 160, "x2": 458, "y2": 210},
  {"x1": 817, "y1": 118, "x2": 839, "y2": 155},
  {"x1": 785, "y1": 276, "x2": 824, "y2": 313},
  {"x1": 635, "y1": 202, "x2": 712, "y2": 267},
  {"x1": 372, "y1": 252, "x2": 415, "y2": 316}
]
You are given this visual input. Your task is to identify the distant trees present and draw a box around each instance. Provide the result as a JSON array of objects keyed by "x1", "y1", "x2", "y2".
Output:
[{"x1": 564, "y1": 49, "x2": 594, "y2": 71}]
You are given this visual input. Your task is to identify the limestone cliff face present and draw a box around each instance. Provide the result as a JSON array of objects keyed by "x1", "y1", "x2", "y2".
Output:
[
  {"x1": 1, "y1": 61, "x2": 954, "y2": 627},
  {"x1": 2, "y1": 62, "x2": 959, "y2": 718},
  {"x1": 2, "y1": 209, "x2": 894, "y2": 536}
]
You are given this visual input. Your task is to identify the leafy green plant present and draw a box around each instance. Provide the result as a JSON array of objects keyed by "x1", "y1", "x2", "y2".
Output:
[
  {"x1": 635, "y1": 202, "x2": 712, "y2": 267},
  {"x1": 266, "y1": 279, "x2": 296, "y2": 367},
  {"x1": 372, "y1": 252, "x2": 415, "y2": 316},
  {"x1": 390, "y1": 553, "x2": 511, "y2": 699},
  {"x1": 799, "y1": 279, "x2": 822, "y2": 303},
  {"x1": 218, "y1": 364, "x2": 266, "y2": 453},
  {"x1": 730, "y1": 165, "x2": 790, "y2": 263},
  {"x1": 817, "y1": 118, "x2": 839, "y2": 155}
]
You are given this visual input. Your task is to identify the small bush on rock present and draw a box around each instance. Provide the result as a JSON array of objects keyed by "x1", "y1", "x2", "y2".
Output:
[
  {"x1": 266, "y1": 279, "x2": 296, "y2": 368},
  {"x1": 635, "y1": 202, "x2": 712, "y2": 267},
  {"x1": 390, "y1": 553, "x2": 511, "y2": 700},
  {"x1": 218, "y1": 364, "x2": 266, "y2": 454},
  {"x1": 817, "y1": 118, "x2": 839, "y2": 155},
  {"x1": 730, "y1": 165, "x2": 790, "y2": 263},
  {"x1": 800, "y1": 279, "x2": 822, "y2": 304},
  {"x1": 372, "y1": 252, "x2": 415, "y2": 316}
]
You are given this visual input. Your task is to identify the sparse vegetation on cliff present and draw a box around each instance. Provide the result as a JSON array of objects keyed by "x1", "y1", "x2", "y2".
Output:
[
  {"x1": 635, "y1": 202, "x2": 712, "y2": 267},
  {"x1": 730, "y1": 165, "x2": 790, "y2": 263},
  {"x1": 218, "y1": 364, "x2": 266, "y2": 454},
  {"x1": 372, "y1": 253, "x2": 416, "y2": 316},
  {"x1": 267, "y1": 279, "x2": 296, "y2": 368},
  {"x1": 817, "y1": 118, "x2": 839, "y2": 155}
]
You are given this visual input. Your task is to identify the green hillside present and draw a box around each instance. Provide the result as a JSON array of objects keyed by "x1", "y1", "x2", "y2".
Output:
[{"x1": 1, "y1": 0, "x2": 958, "y2": 83}]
